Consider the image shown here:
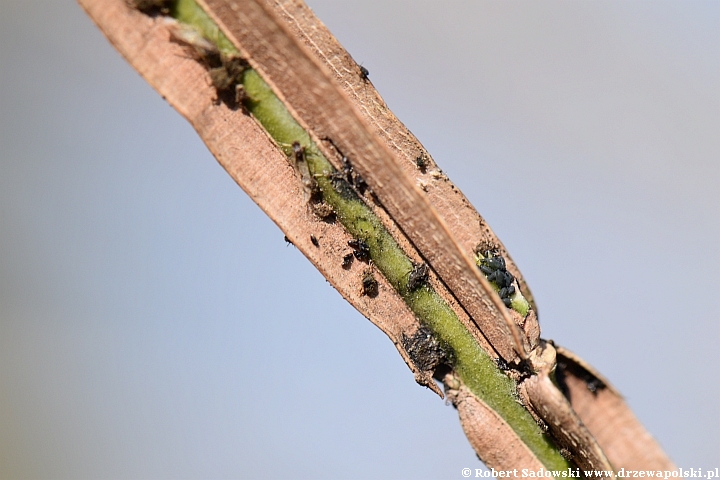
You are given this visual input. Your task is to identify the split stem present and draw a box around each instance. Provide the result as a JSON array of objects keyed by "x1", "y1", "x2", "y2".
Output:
[{"x1": 170, "y1": 0, "x2": 570, "y2": 469}]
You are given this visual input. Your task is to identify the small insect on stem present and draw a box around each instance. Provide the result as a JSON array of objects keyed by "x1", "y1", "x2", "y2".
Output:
[
  {"x1": 341, "y1": 156, "x2": 353, "y2": 182},
  {"x1": 342, "y1": 253, "x2": 354, "y2": 270},
  {"x1": 415, "y1": 153, "x2": 428, "y2": 172},
  {"x1": 323, "y1": 138, "x2": 369, "y2": 196},
  {"x1": 310, "y1": 200, "x2": 335, "y2": 221},
  {"x1": 291, "y1": 141, "x2": 320, "y2": 202},
  {"x1": 348, "y1": 239, "x2": 371, "y2": 263},
  {"x1": 402, "y1": 326, "x2": 451, "y2": 375},
  {"x1": 586, "y1": 378, "x2": 603, "y2": 394},
  {"x1": 496, "y1": 356, "x2": 510, "y2": 372},
  {"x1": 310, "y1": 234, "x2": 319, "y2": 247},
  {"x1": 361, "y1": 270, "x2": 379, "y2": 298},
  {"x1": 204, "y1": 54, "x2": 249, "y2": 108},
  {"x1": 359, "y1": 65, "x2": 369, "y2": 81},
  {"x1": 353, "y1": 174, "x2": 368, "y2": 195},
  {"x1": 407, "y1": 262, "x2": 429, "y2": 292},
  {"x1": 163, "y1": 18, "x2": 249, "y2": 109},
  {"x1": 476, "y1": 250, "x2": 516, "y2": 307},
  {"x1": 292, "y1": 141, "x2": 305, "y2": 163}
]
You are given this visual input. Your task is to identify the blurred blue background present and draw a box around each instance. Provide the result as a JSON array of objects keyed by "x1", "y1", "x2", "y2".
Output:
[{"x1": 1, "y1": 1, "x2": 718, "y2": 478}]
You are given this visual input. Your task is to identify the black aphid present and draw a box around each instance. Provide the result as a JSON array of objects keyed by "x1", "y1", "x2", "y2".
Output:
[
  {"x1": 477, "y1": 250, "x2": 517, "y2": 307},
  {"x1": 554, "y1": 357, "x2": 607, "y2": 398},
  {"x1": 415, "y1": 154, "x2": 427, "y2": 172},
  {"x1": 402, "y1": 326, "x2": 451, "y2": 374},
  {"x1": 310, "y1": 234, "x2": 319, "y2": 247},
  {"x1": 321, "y1": 138, "x2": 370, "y2": 197},
  {"x1": 496, "y1": 357, "x2": 510, "y2": 371},
  {"x1": 342, "y1": 253, "x2": 354, "y2": 269},
  {"x1": 292, "y1": 141, "x2": 305, "y2": 163},
  {"x1": 284, "y1": 235, "x2": 293, "y2": 246},
  {"x1": 348, "y1": 239, "x2": 371, "y2": 263},
  {"x1": 586, "y1": 378, "x2": 603, "y2": 394},
  {"x1": 485, "y1": 255, "x2": 506, "y2": 271},
  {"x1": 498, "y1": 286, "x2": 515, "y2": 299},
  {"x1": 328, "y1": 171, "x2": 354, "y2": 198},
  {"x1": 361, "y1": 271, "x2": 379, "y2": 297},
  {"x1": 354, "y1": 174, "x2": 368, "y2": 195},
  {"x1": 407, "y1": 263, "x2": 429, "y2": 292},
  {"x1": 341, "y1": 156, "x2": 353, "y2": 182},
  {"x1": 487, "y1": 269, "x2": 513, "y2": 288},
  {"x1": 340, "y1": 156, "x2": 368, "y2": 195},
  {"x1": 478, "y1": 265, "x2": 494, "y2": 276},
  {"x1": 359, "y1": 65, "x2": 369, "y2": 80}
]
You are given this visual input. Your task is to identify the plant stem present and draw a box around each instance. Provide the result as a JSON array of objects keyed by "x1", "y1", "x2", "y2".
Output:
[{"x1": 169, "y1": 0, "x2": 569, "y2": 469}]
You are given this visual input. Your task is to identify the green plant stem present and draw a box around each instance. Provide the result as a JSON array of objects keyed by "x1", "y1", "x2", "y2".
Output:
[{"x1": 169, "y1": 0, "x2": 569, "y2": 469}]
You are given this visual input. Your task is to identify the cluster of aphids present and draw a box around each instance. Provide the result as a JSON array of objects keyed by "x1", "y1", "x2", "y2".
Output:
[
  {"x1": 341, "y1": 238, "x2": 371, "y2": 270},
  {"x1": 347, "y1": 239, "x2": 371, "y2": 262},
  {"x1": 476, "y1": 250, "x2": 516, "y2": 308},
  {"x1": 206, "y1": 54, "x2": 249, "y2": 108},
  {"x1": 339, "y1": 156, "x2": 368, "y2": 195},
  {"x1": 321, "y1": 138, "x2": 369, "y2": 197},
  {"x1": 402, "y1": 326, "x2": 452, "y2": 375},
  {"x1": 176, "y1": 33, "x2": 249, "y2": 109},
  {"x1": 132, "y1": 0, "x2": 249, "y2": 109}
]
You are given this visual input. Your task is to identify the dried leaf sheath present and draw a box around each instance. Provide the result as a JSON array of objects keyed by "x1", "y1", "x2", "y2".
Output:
[
  {"x1": 77, "y1": 0, "x2": 564, "y2": 468},
  {"x1": 78, "y1": 0, "x2": 675, "y2": 471},
  {"x1": 555, "y1": 347, "x2": 675, "y2": 470}
]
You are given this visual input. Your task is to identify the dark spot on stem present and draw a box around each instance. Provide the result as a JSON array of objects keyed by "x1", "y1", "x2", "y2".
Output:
[
  {"x1": 415, "y1": 153, "x2": 427, "y2": 172},
  {"x1": 407, "y1": 263, "x2": 429, "y2": 292},
  {"x1": 361, "y1": 271, "x2": 379, "y2": 297},
  {"x1": 130, "y1": 0, "x2": 171, "y2": 15},
  {"x1": 496, "y1": 357, "x2": 510, "y2": 371},
  {"x1": 477, "y1": 249, "x2": 516, "y2": 306},
  {"x1": 402, "y1": 326, "x2": 452, "y2": 375},
  {"x1": 342, "y1": 253, "x2": 354, "y2": 269},
  {"x1": 348, "y1": 238, "x2": 371, "y2": 263},
  {"x1": 310, "y1": 200, "x2": 335, "y2": 222}
]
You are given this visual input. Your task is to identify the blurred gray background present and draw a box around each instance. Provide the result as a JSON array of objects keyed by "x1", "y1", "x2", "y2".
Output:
[{"x1": 1, "y1": 1, "x2": 718, "y2": 478}]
